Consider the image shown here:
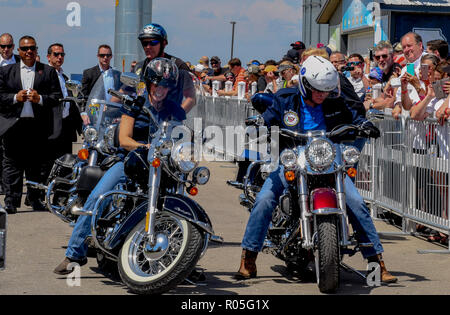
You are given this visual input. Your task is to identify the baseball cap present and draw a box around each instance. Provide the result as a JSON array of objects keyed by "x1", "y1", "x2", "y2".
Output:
[
  {"x1": 247, "y1": 59, "x2": 261, "y2": 66},
  {"x1": 393, "y1": 42, "x2": 403, "y2": 52},
  {"x1": 290, "y1": 41, "x2": 305, "y2": 49},
  {"x1": 210, "y1": 56, "x2": 221, "y2": 63},
  {"x1": 194, "y1": 64, "x2": 206, "y2": 72},
  {"x1": 247, "y1": 64, "x2": 261, "y2": 74},
  {"x1": 369, "y1": 67, "x2": 383, "y2": 82},
  {"x1": 278, "y1": 63, "x2": 294, "y2": 73},
  {"x1": 264, "y1": 65, "x2": 278, "y2": 73}
]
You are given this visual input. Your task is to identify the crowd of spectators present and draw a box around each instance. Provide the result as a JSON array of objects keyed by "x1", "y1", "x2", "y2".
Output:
[{"x1": 187, "y1": 33, "x2": 450, "y2": 245}]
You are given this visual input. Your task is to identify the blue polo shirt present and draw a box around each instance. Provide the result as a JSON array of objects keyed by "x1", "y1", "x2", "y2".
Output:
[{"x1": 299, "y1": 95, "x2": 326, "y2": 132}]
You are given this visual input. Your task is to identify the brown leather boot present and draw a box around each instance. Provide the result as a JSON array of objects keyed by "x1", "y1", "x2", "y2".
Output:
[
  {"x1": 234, "y1": 249, "x2": 258, "y2": 280},
  {"x1": 368, "y1": 254, "x2": 398, "y2": 283}
]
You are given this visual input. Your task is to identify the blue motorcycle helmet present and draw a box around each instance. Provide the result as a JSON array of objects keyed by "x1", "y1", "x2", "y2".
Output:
[
  {"x1": 138, "y1": 23, "x2": 168, "y2": 57},
  {"x1": 250, "y1": 92, "x2": 274, "y2": 114}
]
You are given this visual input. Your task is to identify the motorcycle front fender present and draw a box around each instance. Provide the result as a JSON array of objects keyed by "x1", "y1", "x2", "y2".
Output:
[
  {"x1": 162, "y1": 194, "x2": 214, "y2": 235},
  {"x1": 310, "y1": 188, "x2": 342, "y2": 215},
  {"x1": 105, "y1": 194, "x2": 214, "y2": 251}
]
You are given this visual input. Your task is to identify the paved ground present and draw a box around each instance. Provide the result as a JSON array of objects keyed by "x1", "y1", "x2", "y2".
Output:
[{"x1": 1, "y1": 161, "x2": 450, "y2": 295}]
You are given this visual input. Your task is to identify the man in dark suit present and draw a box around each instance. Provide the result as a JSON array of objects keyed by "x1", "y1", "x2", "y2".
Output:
[
  {"x1": 0, "y1": 36, "x2": 62, "y2": 214},
  {"x1": 0, "y1": 33, "x2": 20, "y2": 195},
  {"x1": 46, "y1": 43, "x2": 82, "y2": 159},
  {"x1": 80, "y1": 44, "x2": 121, "y2": 125}
]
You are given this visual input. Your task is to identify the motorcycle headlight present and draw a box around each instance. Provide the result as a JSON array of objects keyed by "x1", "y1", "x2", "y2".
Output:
[
  {"x1": 342, "y1": 145, "x2": 360, "y2": 165},
  {"x1": 280, "y1": 149, "x2": 297, "y2": 169},
  {"x1": 158, "y1": 139, "x2": 173, "y2": 157},
  {"x1": 193, "y1": 167, "x2": 210, "y2": 185},
  {"x1": 305, "y1": 138, "x2": 336, "y2": 171},
  {"x1": 171, "y1": 142, "x2": 198, "y2": 173},
  {"x1": 84, "y1": 127, "x2": 98, "y2": 143}
]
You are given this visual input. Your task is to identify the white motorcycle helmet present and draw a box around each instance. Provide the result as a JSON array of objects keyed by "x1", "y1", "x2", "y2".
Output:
[{"x1": 298, "y1": 55, "x2": 340, "y2": 101}]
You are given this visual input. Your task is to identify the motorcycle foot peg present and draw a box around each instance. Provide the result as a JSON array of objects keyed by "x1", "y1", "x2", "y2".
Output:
[
  {"x1": 239, "y1": 194, "x2": 252, "y2": 208},
  {"x1": 227, "y1": 180, "x2": 244, "y2": 189},
  {"x1": 71, "y1": 207, "x2": 93, "y2": 216},
  {"x1": 209, "y1": 235, "x2": 224, "y2": 244},
  {"x1": 359, "y1": 242, "x2": 374, "y2": 248}
]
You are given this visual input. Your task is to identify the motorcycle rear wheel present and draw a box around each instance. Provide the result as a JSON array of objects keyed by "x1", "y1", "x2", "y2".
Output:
[
  {"x1": 118, "y1": 212, "x2": 203, "y2": 295},
  {"x1": 315, "y1": 215, "x2": 340, "y2": 293}
]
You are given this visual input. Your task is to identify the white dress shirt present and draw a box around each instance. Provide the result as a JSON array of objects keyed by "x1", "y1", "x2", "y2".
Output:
[
  {"x1": 13, "y1": 60, "x2": 43, "y2": 118},
  {"x1": 394, "y1": 51, "x2": 428, "y2": 105},
  {"x1": 0, "y1": 55, "x2": 16, "y2": 67},
  {"x1": 55, "y1": 68, "x2": 70, "y2": 118}
]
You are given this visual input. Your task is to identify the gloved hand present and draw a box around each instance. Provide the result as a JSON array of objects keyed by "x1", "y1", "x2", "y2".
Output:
[
  {"x1": 124, "y1": 95, "x2": 146, "y2": 116},
  {"x1": 360, "y1": 122, "x2": 381, "y2": 139}
]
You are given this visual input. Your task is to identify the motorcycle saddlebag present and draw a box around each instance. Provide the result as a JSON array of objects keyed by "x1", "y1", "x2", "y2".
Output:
[
  {"x1": 76, "y1": 166, "x2": 105, "y2": 193},
  {"x1": 52, "y1": 154, "x2": 78, "y2": 178}
]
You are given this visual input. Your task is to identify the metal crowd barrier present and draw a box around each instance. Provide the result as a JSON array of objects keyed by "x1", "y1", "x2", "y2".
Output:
[
  {"x1": 187, "y1": 94, "x2": 450, "y2": 253},
  {"x1": 355, "y1": 115, "x2": 450, "y2": 253}
]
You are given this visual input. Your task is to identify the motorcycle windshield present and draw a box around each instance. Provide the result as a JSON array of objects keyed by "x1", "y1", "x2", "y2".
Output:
[{"x1": 85, "y1": 75, "x2": 123, "y2": 139}]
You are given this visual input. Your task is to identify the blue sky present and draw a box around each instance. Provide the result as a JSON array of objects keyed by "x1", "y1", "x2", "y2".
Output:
[{"x1": 0, "y1": 0, "x2": 302, "y2": 75}]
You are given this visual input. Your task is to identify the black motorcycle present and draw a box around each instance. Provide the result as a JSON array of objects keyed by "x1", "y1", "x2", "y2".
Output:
[
  {"x1": 228, "y1": 109, "x2": 384, "y2": 293},
  {"x1": 27, "y1": 79, "x2": 122, "y2": 224},
  {"x1": 77, "y1": 74, "x2": 222, "y2": 294}
]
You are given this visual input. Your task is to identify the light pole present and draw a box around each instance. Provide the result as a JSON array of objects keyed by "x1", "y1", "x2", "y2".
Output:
[{"x1": 230, "y1": 21, "x2": 236, "y2": 60}]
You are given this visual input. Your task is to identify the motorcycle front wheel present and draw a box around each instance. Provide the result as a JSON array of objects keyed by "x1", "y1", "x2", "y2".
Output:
[
  {"x1": 118, "y1": 212, "x2": 204, "y2": 295},
  {"x1": 315, "y1": 215, "x2": 340, "y2": 293}
]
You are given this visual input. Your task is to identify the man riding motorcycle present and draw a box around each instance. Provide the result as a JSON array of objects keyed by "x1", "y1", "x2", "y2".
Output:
[
  {"x1": 133, "y1": 23, "x2": 195, "y2": 113},
  {"x1": 236, "y1": 56, "x2": 397, "y2": 284},
  {"x1": 54, "y1": 58, "x2": 185, "y2": 274}
]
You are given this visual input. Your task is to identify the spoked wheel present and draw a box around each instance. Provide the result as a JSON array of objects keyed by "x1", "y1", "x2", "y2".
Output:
[
  {"x1": 315, "y1": 215, "x2": 340, "y2": 293},
  {"x1": 118, "y1": 212, "x2": 204, "y2": 295}
]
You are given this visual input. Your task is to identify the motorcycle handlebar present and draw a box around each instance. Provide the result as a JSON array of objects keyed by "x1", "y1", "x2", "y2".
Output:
[{"x1": 280, "y1": 124, "x2": 360, "y2": 140}]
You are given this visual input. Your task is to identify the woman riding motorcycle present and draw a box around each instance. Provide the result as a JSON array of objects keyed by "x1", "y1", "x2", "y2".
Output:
[
  {"x1": 236, "y1": 56, "x2": 398, "y2": 284},
  {"x1": 54, "y1": 58, "x2": 185, "y2": 275}
]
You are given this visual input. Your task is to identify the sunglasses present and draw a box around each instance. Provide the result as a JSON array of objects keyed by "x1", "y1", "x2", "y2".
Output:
[
  {"x1": 141, "y1": 39, "x2": 161, "y2": 47},
  {"x1": 211, "y1": 61, "x2": 219, "y2": 65},
  {"x1": 19, "y1": 46, "x2": 37, "y2": 52},
  {"x1": 374, "y1": 54, "x2": 389, "y2": 60},
  {"x1": 348, "y1": 61, "x2": 362, "y2": 66},
  {"x1": 52, "y1": 52, "x2": 65, "y2": 57},
  {"x1": 98, "y1": 54, "x2": 112, "y2": 58},
  {"x1": 0, "y1": 44, "x2": 13, "y2": 49}
]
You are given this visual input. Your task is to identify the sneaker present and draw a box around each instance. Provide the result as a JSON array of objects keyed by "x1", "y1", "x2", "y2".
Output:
[{"x1": 53, "y1": 257, "x2": 88, "y2": 275}]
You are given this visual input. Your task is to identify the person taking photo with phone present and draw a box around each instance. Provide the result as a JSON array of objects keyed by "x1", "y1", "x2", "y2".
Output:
[{"x1": 392, "y1": 32, "x2": 428, "y2": 119}]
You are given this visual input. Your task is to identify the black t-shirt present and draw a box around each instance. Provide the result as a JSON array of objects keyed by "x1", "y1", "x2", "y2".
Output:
[
  {"x1": 257, "y1": 76, "x2": 267, "y2": 92},
  {"x1": 382, "y1": 63, "x2": 402, "y2": 84},
  {"x1": 209, "y1": 67, "x2": 227, "y2": 89}
]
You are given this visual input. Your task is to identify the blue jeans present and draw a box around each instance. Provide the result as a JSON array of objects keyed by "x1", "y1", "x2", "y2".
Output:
[
  {"x1": 241, "y1": 166, "x2": 383, "y2": 258},
  {"x1": 66, "y1": 162, "x2": 126, "y2": 260}
]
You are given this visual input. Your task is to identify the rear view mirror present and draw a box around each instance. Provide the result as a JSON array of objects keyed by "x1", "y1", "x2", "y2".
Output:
[
  {"x1": 65, "y1": 80, "x2": 82, "y2": 98},
  {"x1": 120, "y1": 72, "x2": 141, "y2": 88}
]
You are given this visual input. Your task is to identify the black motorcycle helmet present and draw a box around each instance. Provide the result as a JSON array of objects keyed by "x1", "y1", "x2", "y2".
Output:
[{"x1": 143, "y1": 57, "x2": 179, "y2": 91}]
